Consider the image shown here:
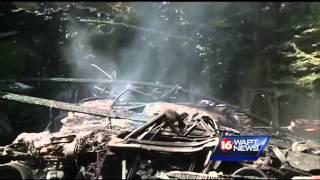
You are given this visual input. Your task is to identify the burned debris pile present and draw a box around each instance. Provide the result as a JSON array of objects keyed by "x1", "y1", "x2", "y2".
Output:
[{"x1": 0, "y1": 79, "x2": 319, "y2": 179}]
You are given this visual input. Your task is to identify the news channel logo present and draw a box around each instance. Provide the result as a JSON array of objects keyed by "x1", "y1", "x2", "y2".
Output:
[{"x1": 211, "y1": 135, "x2": 270, "y2": 161}]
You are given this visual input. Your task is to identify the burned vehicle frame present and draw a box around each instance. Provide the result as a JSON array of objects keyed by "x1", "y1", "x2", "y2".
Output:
[{"x1": 0, "y1": 78, "x2": 319, "y2": 179}]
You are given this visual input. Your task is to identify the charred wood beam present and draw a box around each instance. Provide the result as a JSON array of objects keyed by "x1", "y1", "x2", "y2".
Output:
[
  {"x1": 1, "y1": 78, "x2": 271, "y2": 125},
  {"x1": 0, "y1": 91, "x2": 149, "y2": 122},
  {"x1": 149, "y1": 122, "x2": 166, "y2": 140},
  {"x1": 123, "y1": 113, "x2": 167, "y2": 141},
  {"x1": 1, "y1": 78, "x2": 175, "y2": 89},
  {"x1": 183, "y1": 121, "x2": 199, "y2": 137},
  {"x1": 125, "y1": 137, "x2": 216, "y2": 147}
]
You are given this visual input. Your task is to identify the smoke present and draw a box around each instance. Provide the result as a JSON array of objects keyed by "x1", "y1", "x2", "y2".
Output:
[
  {"x1": 116, "y1": 2, "x2": 187, "y2": 83},
  {"x1": 63, "y1": 20, "x2": 117, "y2": 79},
  {"x1": 62, "y1": 2, "x2": 225, "y2": 96},
  {"x1": 59, "y1": 3, "x2": 320, "y2": 137}
]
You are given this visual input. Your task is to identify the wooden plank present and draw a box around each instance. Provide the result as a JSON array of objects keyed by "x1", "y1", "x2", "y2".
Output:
[
  {"x1": 0, "y1": 78, "x2": 174, "y2": 89},
  {"x1": 0, "y1": 91, "x2": 148, "y2": 122}
]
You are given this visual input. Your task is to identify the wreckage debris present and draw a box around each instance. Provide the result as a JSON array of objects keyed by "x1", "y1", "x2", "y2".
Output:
[{"x1": 0, "y1": 81, "x2": 319, "y2": 179}]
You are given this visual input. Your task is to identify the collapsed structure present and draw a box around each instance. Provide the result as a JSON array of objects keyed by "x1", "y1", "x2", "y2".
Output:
[{"x1": 0, "y1": 80, "x2": 319, "y2": 179}]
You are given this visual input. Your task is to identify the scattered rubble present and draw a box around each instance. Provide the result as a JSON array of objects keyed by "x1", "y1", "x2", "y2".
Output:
[{"x1": 0, "y1": 80, "x2": 319, "y2": 179}]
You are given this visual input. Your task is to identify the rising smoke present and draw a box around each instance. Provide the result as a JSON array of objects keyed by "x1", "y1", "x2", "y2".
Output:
[
  {"x1": 63, "y1": 19, "x2": 117, "y2": 79},
  {"x1": 62, "y1": 2, "x2": 214, "y2": 96}
]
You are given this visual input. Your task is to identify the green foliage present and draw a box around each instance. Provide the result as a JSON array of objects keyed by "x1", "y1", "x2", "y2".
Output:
[
  {"x1": 286, "y1": 43, "x2": 320, "y2": 72},
  {"x1": 284, "y1": 21, "x2": 320, "y2": 92}
]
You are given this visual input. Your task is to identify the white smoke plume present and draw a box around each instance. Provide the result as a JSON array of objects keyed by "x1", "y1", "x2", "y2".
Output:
[{"x1": 62, "y1": 2, "x2": 227, "y2": 96}]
